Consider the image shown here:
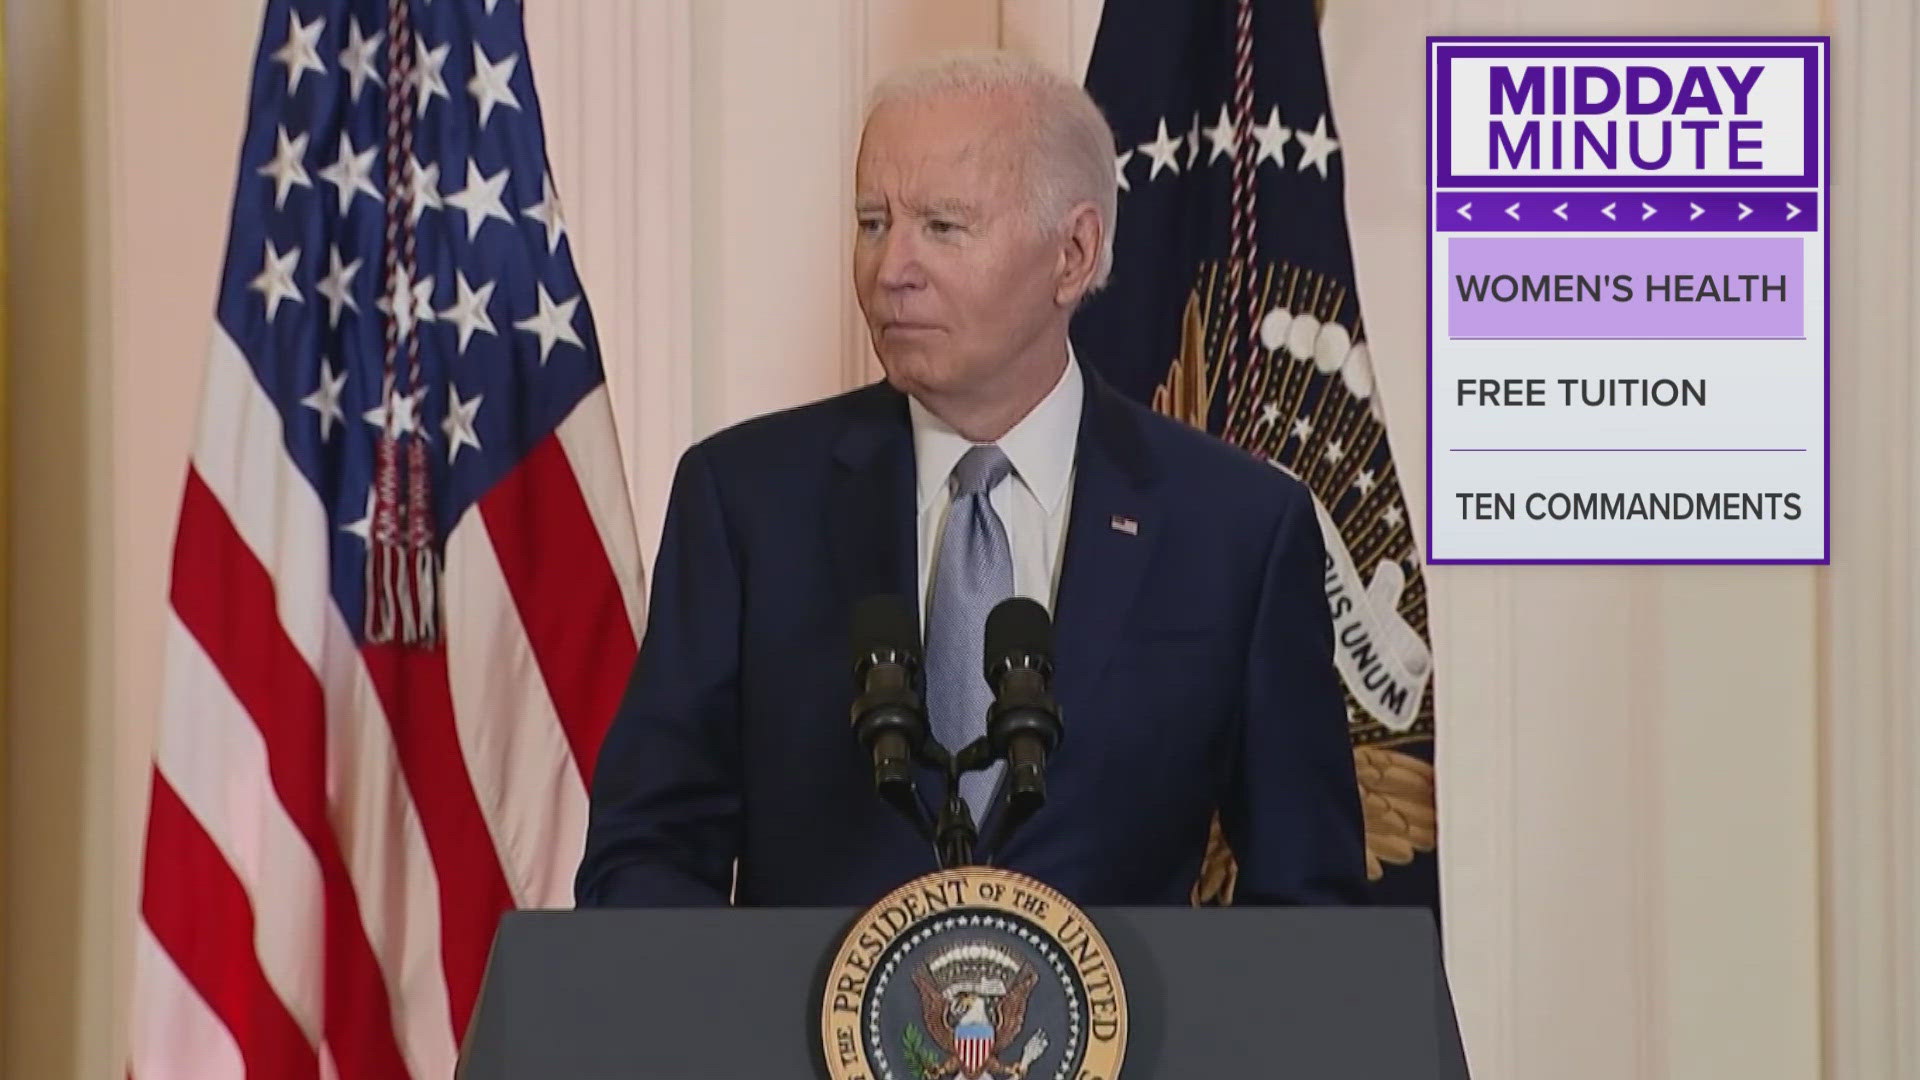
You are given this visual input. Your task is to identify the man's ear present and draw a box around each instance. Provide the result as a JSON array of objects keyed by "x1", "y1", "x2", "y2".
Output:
[{"x1": 1054, "y1": 202, "x2": 1103, "y2": 307}]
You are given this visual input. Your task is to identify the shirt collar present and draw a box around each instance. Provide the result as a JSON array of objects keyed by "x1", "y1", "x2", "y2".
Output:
[{"x1": 909, "y1": 350, "x2": 1085, "y2": 513}]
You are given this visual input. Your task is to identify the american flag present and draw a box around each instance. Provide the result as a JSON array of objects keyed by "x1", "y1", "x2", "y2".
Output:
[{"x1": 129, "y1": 0, "x2": 643, "y2": 1076}]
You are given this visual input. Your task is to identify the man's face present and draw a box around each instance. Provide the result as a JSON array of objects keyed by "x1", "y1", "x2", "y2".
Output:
[{"x1": 853, "y1": 93, "x2": 1066, "y2": 404}]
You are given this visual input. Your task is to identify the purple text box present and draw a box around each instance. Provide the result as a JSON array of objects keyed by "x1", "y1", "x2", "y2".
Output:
[{"x1": 1446, "y1": 235, "x2": 1803, "y2": 339}]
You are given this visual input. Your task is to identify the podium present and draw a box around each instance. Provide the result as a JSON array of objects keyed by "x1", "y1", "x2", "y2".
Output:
[{"x1": 459, "y1": 905, "x2": 1470, "y2": 1078}]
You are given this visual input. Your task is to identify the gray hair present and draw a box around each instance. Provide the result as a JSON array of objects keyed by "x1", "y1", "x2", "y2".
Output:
[{"x1": 867, "y1": 51, "x2": 1119, "y2": 292}]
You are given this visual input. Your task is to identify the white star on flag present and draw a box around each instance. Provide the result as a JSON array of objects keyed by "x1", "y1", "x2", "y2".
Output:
[
  {"x1": 442, "y1": 385, "x2": 485, "y2": 463},
  {"x1": 301, "y1": 357, "x2": 348, "y2": 441},
  {"x1": 468, "y1": 45, "x2": 523, "y2": 128},
  {"x1": 1354, "y1": 469, "x2": 1377, "y2": 495},
  {"x1": 408, "y1": 156, "x2": 443, "y2": 226},
  {"x1": 1183, "y1": 112, "x2": 1202, "y2": 169},
  {"x1": 1114, "y1": 149, "x2": 1135, "y2": 193},
  {"x1": 390, "y1": 390, "x2": 422, "y2": 438},
  {"x1": 257, "y1": 125, "x2": 312, "y2": 210},
  {"x1": 270, "y1": 11, "x2": 327, "y2": 95},
  {"x1": 376, "y1": 267, "x2": 436, "y2": 341},
  {"x1": 318, "y1": 133, "x2": 381, "y2": 216},
  {"x1": 1203, "y1": 106, "x2": 1239, "y2": 164},
  {"x1": 522, "y1": 175, "x2": 568, "y2": 253},
  {"x1": 438, "y1": 271, "x2": 499, "y2": 354},
  {"x1": 1323, "y1": 439, "x2": 1346, "y2": 464},
  {"x1": 446, "y1": 160, "x2": 514, "y2": 241},
  {"x1": 1383, "y1": 505, "x2": 1405, "y2": 529},
  {"x1": 315, "y1": 247, "x2": 362, "y2": 327},
  {"x1": 248, "y1": 240, "x2": 302, "y2": 322},
  {"x1": 341, "y1": 486, "x2": 375, "y2": 546},
  {"x1": 1139, "y1": 118, "x2": 1183, "y2": 180},
  {"x1": 412, "y1": 37, "x2": 452, "y2": 117},
  {"x1": 515, "y1": 283, "x2": 583, "y2": 364},
  {"x1": 1251, "y1": 106, "x2": 1291, "y2": 169},
  {"x1": 339, "y1": 18, "x2": 384, "y2": 103},
  {"x1": 1256, "y1": 400, "x2": 1281, "y2": 429},
  {"x1": 1294, "y1": 114, "x2": 1341, "y2": 178},
  {"x1": 1291, "y1": 416, "x2": 1313, "y2": 442},
  {"x1": 363, "y1": 385, "x2": 424, "y2": 438}
]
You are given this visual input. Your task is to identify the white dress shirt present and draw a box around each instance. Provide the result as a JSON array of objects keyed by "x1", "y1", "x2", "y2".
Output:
[{"x1": 910, "y1": 356, "x2": 1084, "y2": 627}]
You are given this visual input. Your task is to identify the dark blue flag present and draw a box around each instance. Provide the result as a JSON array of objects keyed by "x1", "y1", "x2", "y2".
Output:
[{"x1": 1073, "y1": 0, "x2": 1439, "y2": 909}]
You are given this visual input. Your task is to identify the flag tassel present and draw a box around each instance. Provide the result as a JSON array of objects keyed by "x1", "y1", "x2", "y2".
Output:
[
  {"x1": 365, "y1": 541, "x2": 440, "y2": 646},
  {"x1": 413, "y1": 545, "x2": 440, "y2": 645}
]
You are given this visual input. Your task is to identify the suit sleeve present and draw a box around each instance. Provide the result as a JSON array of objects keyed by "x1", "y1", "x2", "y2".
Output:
[
  {"x1": 574, "y1": 442, "x2": 742, "y2": 906},
  {"x1": 1221, "y1": 482, "x2": 1368, "y2": 905}
]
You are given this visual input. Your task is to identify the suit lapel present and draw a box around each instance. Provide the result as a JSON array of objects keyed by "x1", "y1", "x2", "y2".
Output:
[
  {"x1": 987, "y1": 375, "x2": 1162, "y2": 862},
  {"x1": 827, "y1": 385, "x2": 938, "y2": 824},
  {"x1": 1052, "y1": 374, "x2": 1162, "y2": 711},
  {"x1": 828, "y1": 385, "x2": 918, "y2": 611}
]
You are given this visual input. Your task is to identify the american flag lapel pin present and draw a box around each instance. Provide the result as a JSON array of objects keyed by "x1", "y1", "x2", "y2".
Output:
[{"x1": 1110, "y1": 514, "x2": 1139, "y2": 536}]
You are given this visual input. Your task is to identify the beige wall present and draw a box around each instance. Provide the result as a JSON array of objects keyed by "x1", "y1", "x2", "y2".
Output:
[
  {"x1": 5, "y1": 1, "x2": 1915, "y2": 1078},
  {"x1": 1821, "y1": 0, "x2": 1920, "y2": 1075}
]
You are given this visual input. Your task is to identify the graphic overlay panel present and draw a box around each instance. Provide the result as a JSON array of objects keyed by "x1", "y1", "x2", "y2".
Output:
[{"x1": 1427, "y1": 38, "x2": 1830, "y2": 563}]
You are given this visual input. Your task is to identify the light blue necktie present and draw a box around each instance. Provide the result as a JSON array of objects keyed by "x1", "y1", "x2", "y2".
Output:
[{"x1": 925, "y1": 445, "x2": 1015, "y2": 824}]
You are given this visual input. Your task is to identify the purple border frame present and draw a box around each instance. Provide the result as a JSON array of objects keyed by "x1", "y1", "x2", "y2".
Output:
[
  {"x1": 1424, "y1": 36, "x2": 1831, "y2": 566},
  {"x1": 1432, "y1": 192, "x2": 1818, "y2": 232},
  {"x1": 1434, "y1": 41, "x2": 1820, "y2": 188}
]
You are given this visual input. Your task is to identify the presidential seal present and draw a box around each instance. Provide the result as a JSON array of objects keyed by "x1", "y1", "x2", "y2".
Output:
[{"x1": 821, "y1": 867, "x2": 1127, "y2": 1080}]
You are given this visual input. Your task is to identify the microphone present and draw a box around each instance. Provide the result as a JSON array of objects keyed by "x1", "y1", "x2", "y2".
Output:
[
  {"x1": 983, "y1": 597, "x2": 1063, "y2": 827},
  {"x1": 849, "y1": 595, "x2": 936, "y2": 815}
]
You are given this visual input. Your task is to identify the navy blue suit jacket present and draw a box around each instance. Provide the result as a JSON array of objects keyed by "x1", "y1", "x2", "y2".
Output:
[{"x1": 575, "y1": 372, "x2": 1365, "y2": 908}]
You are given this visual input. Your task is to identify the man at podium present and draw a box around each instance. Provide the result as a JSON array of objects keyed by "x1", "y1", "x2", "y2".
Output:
[{"x1": 576, "y1": 52, "x2": 1365, "y2": 909}]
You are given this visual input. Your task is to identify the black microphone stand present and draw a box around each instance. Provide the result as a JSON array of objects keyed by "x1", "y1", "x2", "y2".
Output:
[
  {"x1": 933, "y1": 738, "x2": 1001, "y2": 869},
  {"x1": 932, "y1": 780, "x2": 977, "y2": 870},
  {"x1": 932, "y1": 681, "x2": 1062, "y2": 866}
]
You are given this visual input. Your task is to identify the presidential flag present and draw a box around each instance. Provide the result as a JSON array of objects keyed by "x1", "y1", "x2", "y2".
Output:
[
  {"x1": 130, "y1": 1, "x2": 643, "y2": 1076},
  {"x1": 1073, "y1": 0, "x2": 1438, "y2": 908}
]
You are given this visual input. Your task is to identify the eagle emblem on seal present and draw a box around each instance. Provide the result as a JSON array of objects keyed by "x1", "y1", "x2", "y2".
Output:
[{"x1": 903, "y1": 943, "x2": 1051, "y2": 1079}]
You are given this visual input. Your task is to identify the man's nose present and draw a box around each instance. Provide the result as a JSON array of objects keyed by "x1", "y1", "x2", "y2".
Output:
[{"x1": 875, "y1": 227, "x2": 924, "y2": 291}]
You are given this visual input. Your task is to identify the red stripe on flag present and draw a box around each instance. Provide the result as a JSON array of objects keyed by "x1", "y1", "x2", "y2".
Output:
[
  {"x1": 142, "y1": 771, "x2": 318, "y2": 1080},
  {"x1": 169, "y1": 471, "x2": 413, "y2": 1079},
  {"x1": 360, "y1": 641, "x2": 516, "y2": 1038},
  {"x1": 478, "y1": 433, "x2": 638, "y2": 782}
]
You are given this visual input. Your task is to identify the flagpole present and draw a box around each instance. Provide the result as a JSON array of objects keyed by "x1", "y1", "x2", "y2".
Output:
[{"x1": 0, "y1": 0, "x2": 13, "y2": 1049}]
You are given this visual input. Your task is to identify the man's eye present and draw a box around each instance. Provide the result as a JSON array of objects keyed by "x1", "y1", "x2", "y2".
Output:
[
  {"x1": 928, "y1": 220, "x2": 960, "y2": 236},
  {"x1": 857, "y1": 218, "x2": 886, "y2": 236}
]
